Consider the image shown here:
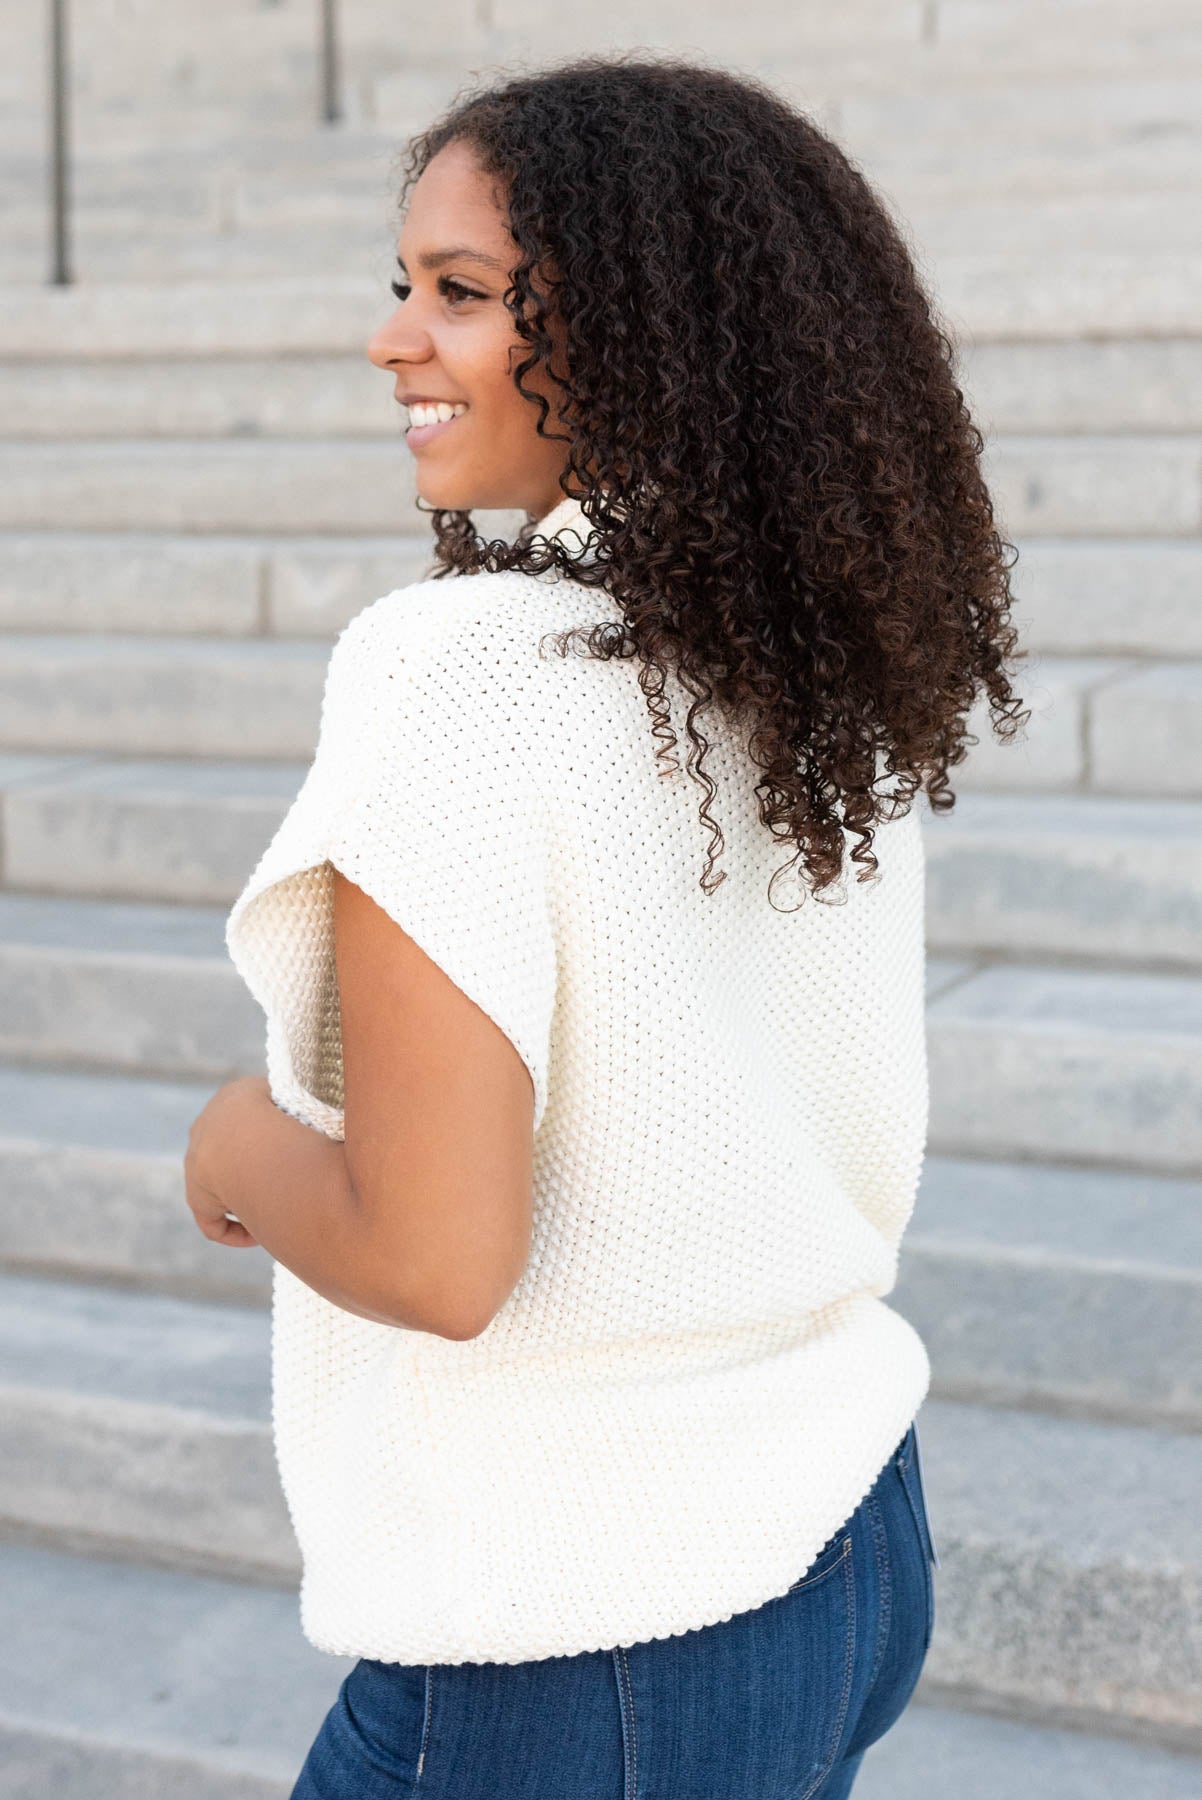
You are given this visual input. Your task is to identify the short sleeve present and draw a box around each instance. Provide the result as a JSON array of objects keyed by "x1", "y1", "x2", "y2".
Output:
[{"x1": 224, "y1": 584, "x2": 559, "y2": 1139}]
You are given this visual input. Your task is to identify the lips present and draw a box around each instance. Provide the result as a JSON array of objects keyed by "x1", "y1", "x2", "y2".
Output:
[
  {"x1": 404, "y1": 410, "x2": 465, "y2": 450},
  {"x1": 395, "y1": 399, "x2": 467, "y2": 450}
]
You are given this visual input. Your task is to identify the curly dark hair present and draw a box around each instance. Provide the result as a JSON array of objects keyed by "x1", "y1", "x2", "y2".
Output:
[{"x1": 392, "y1": 52, "x2": 1029, "y2": 906}]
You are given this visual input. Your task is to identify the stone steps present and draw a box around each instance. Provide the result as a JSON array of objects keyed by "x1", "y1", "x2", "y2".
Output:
[
  {"x1": 3, "y1": 1539, "x2": 1200, "y2": 1800},
  {"x1": 3, "y1": 759, "x2": 1199, "y2": 968},
  {"x1": 898, "y1": 1154, "x2": 1202, "y2": 1431},
  {"x1": 0, "y1": 441, "x2": 418, "y2": 536},
  {"x1": 1, "y1": 434, "x2": 1197, "y2": 537},
  {"x1": 0, "y1": 892, "x2": 262, "y2": 1082},
  {"x1": 2, "y1": 533, "x2": 1199, "y2": 656},
  {"x1": 1, "y1": 1046, "x2": 1199, "y2": 1428},
  {"x1": 0, "y1": 1060, "x2": 271, "y2": 1304},
  {"x1": 0, "y1": 532, "x2": 435, "y2": 638},
  {"x1": 5, "y1": 340, "x2": 1202, "y2": 440},
  {"x1": 10, "y1": 115, "x2": 1202, "y2": 225},
  {"x1": 11, "y1": 203, "x2": 1202, "y2": 287},
  {"x1": 925, "y1": 959, "x2": 1202, "y2": 1172},
  {"x1": 5, "y1": 259, "x2": 1199, "y2": 355},
  {"x1": 1, "y1": 639, "x2": 1198, "y2": 796},
  {"x1": 4, "y1": 8, "x2": 1199, "y2": 1780},
  {"x1": 0, "y1": 1266, "x2": 1197, "y2": 1747},
  {"x1": 2, "y1": 888, "x2": 1201, "y2": 1170},
  {"x1": 0, "y1": 1540, "x2": 350, "y2": 1800}
]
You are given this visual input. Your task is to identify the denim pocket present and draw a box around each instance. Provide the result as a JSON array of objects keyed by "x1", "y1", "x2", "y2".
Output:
[
  {"x1": 908, "y1": 1419, "x2": 941, "y2": 1569},
  {"x1": 786, "y1": 1524, "x2": 854, "y2": 1594},
  {"x1": 895, "y1": 1426, "x2": 936, "y2": 1653}
]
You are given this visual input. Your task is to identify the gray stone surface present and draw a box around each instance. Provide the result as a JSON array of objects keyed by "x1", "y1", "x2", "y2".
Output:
[
  {"x1": 3, "y1": 1, "x2": 1200, "y2": 1774},
  {"x1": 901, "y1": 1154, "x2": 1202, "y2": 1427},
  {"x1": 1, "y1": 1276, "x2": 1200, "y2": 1744},
  {"x1": 0, "y1": 441, "x2": 419, "y2": 535},
  {"x1": 983, "y1": 435, "x2": 1202, "y2": 538},
  {"x1": 10, "y1": 337, "x2": 1202, "y2": 444},
  {"x1": 1092, "y1": 664, "x2": 1202, "y2": 796},
  {"x1": 2, "y1": 755, "x2": 306, "y2": 903},
  {"x1": 0, "y1": 356, "x2": 397, "y2": 440},
  {"x1": 951, "y1": 654, "x2": 1127, "y2": 792},
  {"x1": 912, "y1": 1399, "x2": 1202, "y2": 1743},
  {"x1": 959, "y1": 342, "x2": 1202, "y2": 435},
  {"x1": 0, "y1": 635, "x2": 327, "y2": 758},
  {"x1": 854, "y1": 1700, "x2": 1202, "y2": 1800},
  {"x1": 0, "y1": 891, "x2": 264, "y2": 1078},
  {"x1": 0, "y1": 534, "x2": 264, "y2": 636},
  {"x1": 0, "y1": 1541, "x2": 350, "y2": 1796},
  {"x1": 926, "y1": 963, "x2": 1202, "y2": 1172},
  {"x1": 0, "y1": 1271, "x2": 292, "y2": 1579},
  {"x1": 0, "y1": 1062, "x2": 274, "y2": 1302},
  {"x1": 1007, "y1": 539, "x2": 1202, "y2": 657},
  {"x1": 921, "y1": 791, "x2": 1202, "y2": 965}
]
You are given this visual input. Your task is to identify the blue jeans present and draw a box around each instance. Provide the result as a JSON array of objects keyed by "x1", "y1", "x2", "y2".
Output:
[{"x1": 290, "y1": 1417, "x2": 938, "y2": 1800}]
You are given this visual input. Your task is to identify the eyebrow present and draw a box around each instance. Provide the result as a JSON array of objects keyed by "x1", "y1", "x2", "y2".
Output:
[{"x1": 396, "y1": 247, "x2": 507, "y2": 274}]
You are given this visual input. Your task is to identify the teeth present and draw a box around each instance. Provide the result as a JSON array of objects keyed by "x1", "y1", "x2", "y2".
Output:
[{"x1": 407, "y1": 401, "x2": 468, "y2": 428}]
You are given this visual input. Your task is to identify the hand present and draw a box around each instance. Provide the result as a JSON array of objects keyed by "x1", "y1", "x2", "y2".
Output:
[{"x1": 184, "y1": 1074, "x2": 268, "y2": 1248}]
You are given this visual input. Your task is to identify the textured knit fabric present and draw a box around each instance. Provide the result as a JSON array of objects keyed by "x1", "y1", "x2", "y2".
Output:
[{"x1": 224, "y1": 491, "x2": 933, "y2": 1667}]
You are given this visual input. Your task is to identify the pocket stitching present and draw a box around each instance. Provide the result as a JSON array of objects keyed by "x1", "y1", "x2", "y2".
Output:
[
  {"x1": 795, "y1": 1537, "x2": 858, "y2": 1800},
  {"x1": 785, "y1": 1530, "x2": 853, "y2": 1595},
  {"x1": 896, "y1": 1452, "x2": 935, "y2": 1653},
  {"x1": 415, "y1": 1665, "x2": 433, "y2": 1781}
]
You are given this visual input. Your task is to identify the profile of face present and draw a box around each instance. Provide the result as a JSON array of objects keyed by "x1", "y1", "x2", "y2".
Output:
[{"x1": 367, "y1": 137, "x2": 575, "y2": 522}]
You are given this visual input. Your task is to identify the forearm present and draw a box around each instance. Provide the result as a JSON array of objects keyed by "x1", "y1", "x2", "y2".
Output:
[{"x1": 217, "y1": 1087, "x2": 424, "y2": 1331}]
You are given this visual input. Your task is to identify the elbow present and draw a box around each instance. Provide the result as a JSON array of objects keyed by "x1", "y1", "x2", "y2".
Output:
[
  {"x1": 393, "y1": 1293, "x2": 498, "y2": 1342},
  {"x1": 378, "y1": 1271, "x2": 507, "y2": 1342}
]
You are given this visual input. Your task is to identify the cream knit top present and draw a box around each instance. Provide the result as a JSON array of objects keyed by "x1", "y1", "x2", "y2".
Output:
[{"x1": 224, "y1": 492, "x2": 932, "y2": 1667}]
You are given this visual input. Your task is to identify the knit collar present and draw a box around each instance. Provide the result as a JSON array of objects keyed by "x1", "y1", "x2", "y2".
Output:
[{"x1": 529, "y1": 491, "x2": 601, "y2": 563}]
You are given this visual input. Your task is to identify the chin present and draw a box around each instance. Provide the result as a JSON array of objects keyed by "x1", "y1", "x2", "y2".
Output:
[{"x1": 415, "y1": 472, "x2": 476, "y2": 513}]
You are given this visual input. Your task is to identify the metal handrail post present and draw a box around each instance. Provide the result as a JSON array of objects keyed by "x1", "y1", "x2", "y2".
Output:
[
  {"x1": 320, "y1": 0, "x2": 341, "y2": 124},
  {"x1": 49, "y1": 0, "x2": 72, "y2": 283}
]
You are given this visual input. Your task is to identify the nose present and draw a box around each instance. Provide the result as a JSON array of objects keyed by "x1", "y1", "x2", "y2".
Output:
[{"x1": 365, "y1": 309, "x2": 431, "y2": 371}]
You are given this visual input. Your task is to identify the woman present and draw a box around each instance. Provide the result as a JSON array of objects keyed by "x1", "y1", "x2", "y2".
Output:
[{"x1": 184, "y1": 53, "x2": 1026, "y2": 1800}]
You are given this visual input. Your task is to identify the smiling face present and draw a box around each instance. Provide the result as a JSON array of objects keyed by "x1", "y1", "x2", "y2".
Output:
[{"x1": 366, "y1": 137, "x2": 575, "y2": 521}]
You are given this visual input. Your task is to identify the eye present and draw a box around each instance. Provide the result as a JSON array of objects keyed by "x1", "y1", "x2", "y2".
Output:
[
  {"x1": 437, "y1": 273, "x2": 482, "y2": 302},
  {"x1": 390, "y1": 276, "x2": 484, "y2": 307}
]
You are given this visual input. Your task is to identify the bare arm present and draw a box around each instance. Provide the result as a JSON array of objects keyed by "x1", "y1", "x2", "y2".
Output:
[{"x1": 186, "y1": 865, "x2": 536, "y2": 1338}]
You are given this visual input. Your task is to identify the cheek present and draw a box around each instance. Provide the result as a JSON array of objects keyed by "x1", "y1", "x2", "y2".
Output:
[{"x1": 473, "y1": 324, "x2": 549, "y2": 433}]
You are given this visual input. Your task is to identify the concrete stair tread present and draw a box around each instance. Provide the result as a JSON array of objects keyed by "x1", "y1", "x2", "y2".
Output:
[
  {"x1": 3, "y1": 435, "x2": 1198, "y2": 537},
  {"x1": 4, "y1": 532, "x2": 1200, "y2": 658},
  {"x1": 913, "y1": 1398, "x2": 1202, "y2": 1566},
  {"x1": 0, "y1": 632, "x2": 331, "y2": 665},
  {"x1": 927, "y1": 958, "x2": 1202, "y2": 1038},
  {"x1": 0, "y1": 1059, "x2": 216, "y2": 1156},
  {"x1": 0, "y1": 1268, "x2": 269, "y2": 1420},
  {"x1": 3, "y1": 261, "x2": 1200, "y2": 356},
  {"x1": 0, "y1": 752, "x2": 309, "y2": 804},
  {"x1": 0, "y1": 1539, "x2": 1199, "y2": 1800},
  {"x1": 9, "y1": 749, "x2": 1202, "y2": 824},
  {"x1": 6, "y1": 758, "x2": 1199, "y2": 960},
  {"x1": 4, "y1": 1052, "x2": 1199, "y2": 1277},
  {"x1": 922, "y1": 787, "x2": 1202, "y2": 841},
  {"x1": 8, "y1": 341, "x2": 1202, "y2": 444},
  {"x1": 855, "y1": 1702, "x2": 1202, "y2": 1800},
  {"x1": 4, "y1": 1064, "x2": 1198, "y2": 1434},
  {"x1": 914, "y1": 1153, "x2": 1202, "y2": 1274},
  {"x1": 0, "y1": 890, "x2": 229, "y2": 959},
  {"x1": 0, "y1": 1060, "x2": 275, "y2": 1305},
  {"x1": 0, "y1": 1538, "x2": 347, "y2": 1794},
  {"x1": 9, "y1": 883, "x2": 1202, "y2": 1009},
  {"x1": 0, "y1": 1257, "x2": 1195, "y2": 1560}
]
